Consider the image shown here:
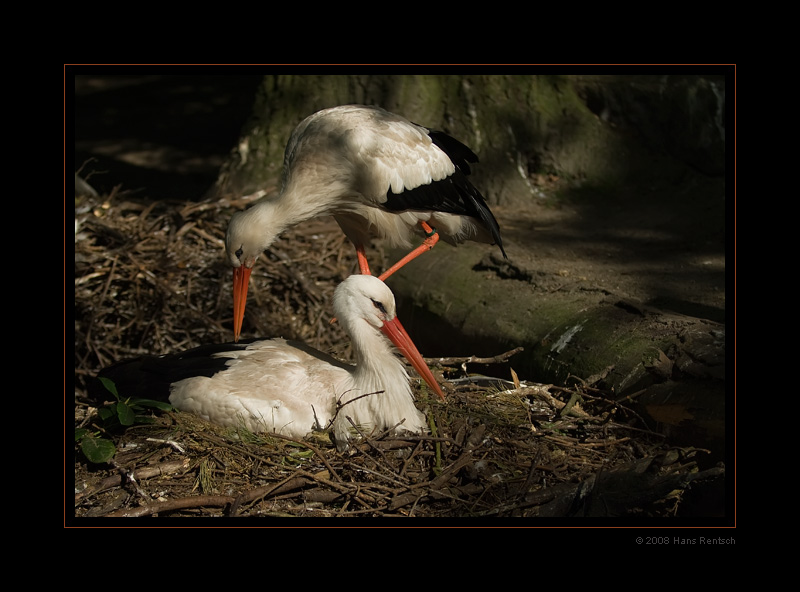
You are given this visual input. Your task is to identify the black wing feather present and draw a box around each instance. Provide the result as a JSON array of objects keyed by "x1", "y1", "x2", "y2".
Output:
[
  {"x1": 88, "y1": 340, "x2": 256, "y2": 403},
  {"x1": 382, "y1": 128, "x2": 506, "y2": 258}
]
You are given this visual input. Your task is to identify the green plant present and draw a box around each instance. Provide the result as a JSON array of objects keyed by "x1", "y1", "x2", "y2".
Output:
[{"x1": 75, "y1": 377, "x2": 173, "y2": 464}]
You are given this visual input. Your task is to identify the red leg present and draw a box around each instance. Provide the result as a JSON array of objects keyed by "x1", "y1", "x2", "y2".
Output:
[
  {"x1": 332, "y1": 243, "x2": 374, "y2": 324},
  {"x1": 377, "y1": 221, "x2": 439, "y2": 281},
  {"x1": 356, "y1": 244, "x2": 372, "y2": 275}
]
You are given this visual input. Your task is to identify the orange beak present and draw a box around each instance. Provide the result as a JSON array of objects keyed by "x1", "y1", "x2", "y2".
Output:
[
  {"x1": 233, "y1": 266, "x2": 252, "y2": 342},
  {"x1": 380, "y1": 316, "x2": 446, "y2": 401}
]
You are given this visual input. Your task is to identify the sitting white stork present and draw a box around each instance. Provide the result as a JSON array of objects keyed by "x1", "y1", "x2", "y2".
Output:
[
  {"x1": 226, "y1": 104, "x2": 506, "y2": 341},
  {"x1": 91, "y1": 275, "x2": 445, "y2": 451}
]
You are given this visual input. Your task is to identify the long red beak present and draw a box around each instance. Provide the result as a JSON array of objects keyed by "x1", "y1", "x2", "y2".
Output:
[
  {"x1": 381, "y1": 316, "x2": 446, "y2": 401},
  {"x1": 233, "y1": 266, "x2": 252, "y2": 342}
]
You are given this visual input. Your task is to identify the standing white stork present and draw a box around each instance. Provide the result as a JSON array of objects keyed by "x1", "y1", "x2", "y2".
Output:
[
  {"x1": 91, "y1": 275, "x2": 444, "y2": 450},
  {"x1": 226, "y1": 104, "x2": 506, "y2": 341}
]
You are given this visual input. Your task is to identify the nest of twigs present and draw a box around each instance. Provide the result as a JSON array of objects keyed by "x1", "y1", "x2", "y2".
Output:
[{"x1": 73, "y1": 188, "x2": 723, "y2": 520}]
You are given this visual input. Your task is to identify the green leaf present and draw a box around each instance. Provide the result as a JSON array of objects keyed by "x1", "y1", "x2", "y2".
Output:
[
  {"x1": 132, "y1": 398, "x2": 173, "y2": 411},
  {"x1": 98, "y1": 376, "x2": 119, "y2": 399},
  {"x1": 290, "y1": 449, "x2": 314, "y2": 459},
  {"x1": 81, "y1": 436, "x2": 116, "y2": 464},
  {"x1": 98, "y1": 404, "x2": 116, "y2": 422},
  {"x1": 75, "y1": 428, "x2": 89, "y2": 441},
  {"x1": 116, "y1": 401, "x2": 136, "y2": 426}
]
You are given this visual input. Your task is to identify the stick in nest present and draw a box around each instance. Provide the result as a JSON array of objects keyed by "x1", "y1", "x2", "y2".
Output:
[{"x1": 426, "y1": 346, "x2": 524, "y2": 367}]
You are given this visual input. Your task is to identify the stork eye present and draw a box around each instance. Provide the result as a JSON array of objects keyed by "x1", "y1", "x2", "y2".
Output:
[
  {"x1": 235, "y1": 247, "x2": 243, "y2": 259},
  {"x1": 371, "y1": 299, "x2": 387, "y2": 314}
]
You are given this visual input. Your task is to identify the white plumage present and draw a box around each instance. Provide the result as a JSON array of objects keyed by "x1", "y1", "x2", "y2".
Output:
[
  {"x1": 226, "y1": 104, "x2": 505, "y2": 341},
  {"x1": 93, "y1": 275, "x2": 444, "y2": 450}
]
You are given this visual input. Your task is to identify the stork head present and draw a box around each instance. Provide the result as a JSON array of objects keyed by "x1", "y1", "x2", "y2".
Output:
[
  {"x1": 226, "y1": 208, "x2": 274, "y2": 269},
  {"x1": 333, "y1": 274, "x2": 398, "y2": 334},
  {"x1": 225, "y1": 205, "x2": 281, "y2": 342},
  {"x1": 334, "y1": 275, "x2": 445, "y2": 401}
]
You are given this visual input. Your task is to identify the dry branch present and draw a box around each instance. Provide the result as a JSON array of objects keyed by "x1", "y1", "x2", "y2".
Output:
[{"x1": 427, "y1": 347, "x2": 524, "y2": 367}]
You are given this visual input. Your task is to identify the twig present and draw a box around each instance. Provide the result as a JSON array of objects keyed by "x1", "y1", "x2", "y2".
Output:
[
  {"x1": 230, "y1": 474, "x2": 314, "y2": 515},
  {"x1": 203, "y1": 430, "x2": 342, "y2": 485},
  {"x1": 344, "y1": 416, "x2": 415, "y2": 484},
  {"x1": 104, "y1": 495, "x2": 236, "y2": 517},
  {"x1": 146, "y1": 437, "x2": 186, "y2": 453},
  {"x1": 110, "y1": 458, "x2": 150, "y2": 502},
  {"x1": 75, "y1": 458, "x2": 192, "y2": 503},
  {"x1": 426, "y1": 346, "x2": 524, "y2": 366},
  {"x1": 84, "y1": 256, "x2": 118, "y2": 350}
]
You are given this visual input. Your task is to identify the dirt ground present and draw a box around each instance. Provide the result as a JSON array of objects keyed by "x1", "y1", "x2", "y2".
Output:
[{"x1": 70, "y1": 75, "x2": 730, "y2": 524}]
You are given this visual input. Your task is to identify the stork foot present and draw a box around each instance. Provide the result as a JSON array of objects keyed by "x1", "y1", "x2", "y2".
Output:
[{"x1": 377, "y1": 221, "x2": 439, "y2": 281}]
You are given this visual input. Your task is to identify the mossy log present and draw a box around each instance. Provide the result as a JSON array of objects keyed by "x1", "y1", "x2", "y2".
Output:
[{"x1": 387, "y1": 244, "x2": 726, "y2": 459}]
